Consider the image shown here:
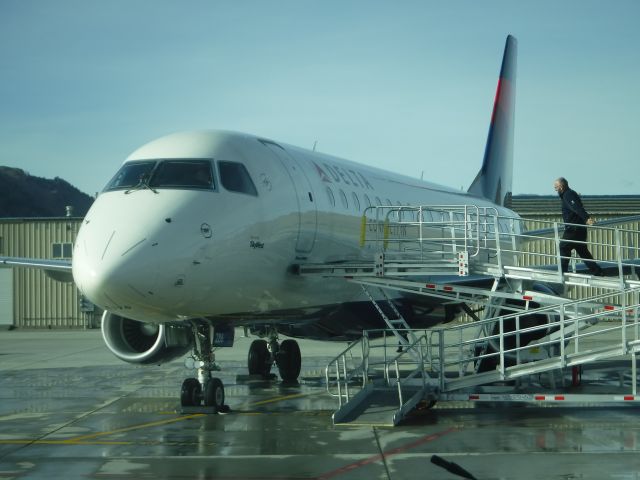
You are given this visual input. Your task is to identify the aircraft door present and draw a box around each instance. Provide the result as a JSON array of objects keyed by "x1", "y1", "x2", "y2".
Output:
[{"x1": 261, "y1": 141, "x2": 317, "y2": 254}]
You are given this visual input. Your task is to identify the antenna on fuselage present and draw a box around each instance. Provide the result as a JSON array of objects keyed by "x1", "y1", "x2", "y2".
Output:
[{"x1": 313, "y1": 141, "x2": 318, "y2": 152}]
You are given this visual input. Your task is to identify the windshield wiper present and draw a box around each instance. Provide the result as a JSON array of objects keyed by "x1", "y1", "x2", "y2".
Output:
[{"x1": 125, "y1": 175, "x2": 158, "y2": 194}]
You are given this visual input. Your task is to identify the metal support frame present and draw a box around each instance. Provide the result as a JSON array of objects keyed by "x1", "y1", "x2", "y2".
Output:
[
  {"x1": 317, "y1": 204, "x2": 640, "y2": 424},
  {"x1": 188, "y1": 321, "x2": 220, "y2": 389}
]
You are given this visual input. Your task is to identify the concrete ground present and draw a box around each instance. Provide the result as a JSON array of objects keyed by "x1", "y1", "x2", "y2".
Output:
[{"x1": 1, "y1": 329, "x2": 640, "y2": 479}]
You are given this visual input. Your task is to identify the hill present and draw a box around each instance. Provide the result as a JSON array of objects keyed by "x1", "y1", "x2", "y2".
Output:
[{"x1": 0, "y1": 166, "x2": 94, "y2": 217}]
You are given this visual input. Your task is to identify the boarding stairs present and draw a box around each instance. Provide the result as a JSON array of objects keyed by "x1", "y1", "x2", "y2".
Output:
[
  {"x1": 302, "y1": 205, "x2": 640, "y2": 425},
  {"x1": 326, "y1": 286, "x2": 640, "y2": 425}
]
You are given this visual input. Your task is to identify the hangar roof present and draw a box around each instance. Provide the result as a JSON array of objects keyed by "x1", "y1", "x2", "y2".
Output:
[{"x1": 511, "y1": 195, "x2": 640, "y2": 216}]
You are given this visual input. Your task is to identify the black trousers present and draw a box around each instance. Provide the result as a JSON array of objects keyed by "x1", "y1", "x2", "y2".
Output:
[{"x1": 560, "y1": 227, "x2": 601, "y2": 274}]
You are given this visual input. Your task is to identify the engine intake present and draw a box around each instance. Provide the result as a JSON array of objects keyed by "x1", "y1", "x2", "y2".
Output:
[{"x1": 101, "y1": 311, "x2": 192, "y2": 364}]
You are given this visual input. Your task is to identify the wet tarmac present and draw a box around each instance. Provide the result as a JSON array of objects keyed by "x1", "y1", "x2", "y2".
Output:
[{"x1": 2, "y1": 330, "x2": 640, "y2": 479}]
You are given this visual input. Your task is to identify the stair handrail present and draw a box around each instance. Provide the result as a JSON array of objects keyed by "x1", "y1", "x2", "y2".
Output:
[
  {"x1": 429, "y1": 287, "x2": 640, "y2": 390},
  {"x1": 325, "y1": 335, "x2": 369, "y2": 407},
  {"x1": 365, "y1": 330, "x2": 432, "y2": 413},
  {"x1": 356, "y1": 203, "x2": 639, "y2": 285},
  {"x1": 481, "y1": 216, "x2": 640, "y2": 281},
  {"x1": 359, "y1": 204, "x2": 487, "y2": 258}
]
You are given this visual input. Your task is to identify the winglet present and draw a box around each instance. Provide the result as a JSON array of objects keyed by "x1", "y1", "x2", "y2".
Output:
[{"x1": 468, "y1": 35, "x2": 517, "y2": 207}]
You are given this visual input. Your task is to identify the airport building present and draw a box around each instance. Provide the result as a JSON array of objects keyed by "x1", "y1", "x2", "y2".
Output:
[
  {"x1": 0, "y1": 216, "x2": 98, "y2": 329},
  {"x1": 0, "y1": 196, "x2": 639, "y2": 329}
]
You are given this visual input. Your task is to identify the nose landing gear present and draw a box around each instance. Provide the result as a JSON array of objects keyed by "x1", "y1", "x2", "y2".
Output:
[{"x1": 180, "y1": 322, "x2": 230, "y2": 413}]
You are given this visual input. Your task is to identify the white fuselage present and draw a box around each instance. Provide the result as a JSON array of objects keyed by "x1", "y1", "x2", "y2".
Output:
[{"x1": 72, "y1": 130, "x2": 517, "y2": 324}]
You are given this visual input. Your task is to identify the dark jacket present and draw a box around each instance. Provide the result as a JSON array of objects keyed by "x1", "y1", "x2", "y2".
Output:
[{"x1": 559, "y1": 188, "x2": 590, "y2": 229}]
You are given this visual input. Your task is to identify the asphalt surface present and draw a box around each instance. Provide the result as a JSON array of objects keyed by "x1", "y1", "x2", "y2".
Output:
[{"x1": 1, "y1": 329, "x2": 640, "y2": 479}]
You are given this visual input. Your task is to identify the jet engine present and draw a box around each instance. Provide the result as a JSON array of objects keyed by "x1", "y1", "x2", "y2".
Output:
[{"x1": 101, "y1": 311, "x2": 192, "y2": 365}]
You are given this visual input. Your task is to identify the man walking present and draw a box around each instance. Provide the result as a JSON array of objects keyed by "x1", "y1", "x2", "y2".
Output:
[{"x1": 554, "y1": 177, "x2": 604, "y2": 276}]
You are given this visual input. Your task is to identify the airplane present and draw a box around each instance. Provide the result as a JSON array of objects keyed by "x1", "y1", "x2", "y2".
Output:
[{"x1": 2, "y1": 35, "x2": 522, "y2": 411}]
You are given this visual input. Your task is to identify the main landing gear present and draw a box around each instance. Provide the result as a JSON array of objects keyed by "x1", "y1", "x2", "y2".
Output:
[
  {"x1": 180, "y1": 322, "x2": 230, "y2": 413},
  {"x1": 248, "y1": 329, "x2": 301, "y2": 382}
]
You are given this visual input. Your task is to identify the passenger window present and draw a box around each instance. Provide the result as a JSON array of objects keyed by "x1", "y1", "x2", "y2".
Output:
[
  {"x1": 218, "y1": 161, "x2": 257, "y2": 196},
  {"x1": 326, "y1": 187, "x2": 335, "y2": 207},
  {"x1": 363, "y1": 194, "x2": 372, "y2": 209},
  {"x1": 351, "y1": 192, "x2": 361, "y2": 212},
  {"x1": 339, "y1": 190, "x2": 348, "y2": 209},
  {"x1": 150, "y1": 160, "x2": 214, "y2": 189},
  {"x1": 104, "y1": 161, "x2": 156, "y2": 191},
  {"x1": 375, "y1": 197, "x2": 382, "y2": 206}
]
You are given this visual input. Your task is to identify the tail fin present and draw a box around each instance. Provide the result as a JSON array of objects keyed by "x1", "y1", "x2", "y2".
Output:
[{"x1": 468, "y1": 35, "x2": 517, "y2": 207}]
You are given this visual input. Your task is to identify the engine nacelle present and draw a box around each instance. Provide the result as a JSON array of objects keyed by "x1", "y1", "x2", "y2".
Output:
[{"x1": 101, "y1": 311, "x2": 192, "y2": 364}]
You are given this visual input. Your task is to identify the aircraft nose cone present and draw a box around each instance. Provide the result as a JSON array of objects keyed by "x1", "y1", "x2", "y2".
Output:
[
  {"x1": 72, "y1": 189, "x2": 217, "y2": 322},
  {"x1": 73, "y1": 225, "x2": 158, "y2": 311},
  {"x1": 71, "y1": 192, "x2": 178, "y2": 320}
]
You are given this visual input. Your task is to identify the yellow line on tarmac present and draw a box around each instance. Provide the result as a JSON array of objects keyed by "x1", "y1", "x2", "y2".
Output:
[
  {"x1": 66, "y1": 392, "x2": 319, "y2": 441},
  {"x1": 0, "y1": 440, "x2": 132, "y2": 445},
  {"x1": 0, "y1": 391, "x2": 323, "y2": 446},
  {"x1": 248, "y1": 392, "x2": 313, "y2": 407},
  {"x1": 63, "y1": 413, "x2": 205, "y2": 443}
]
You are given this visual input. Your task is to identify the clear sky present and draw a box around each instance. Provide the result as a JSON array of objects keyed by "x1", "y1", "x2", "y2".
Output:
[{"x1": 1, "y1": 0, "x2": 638, "y2": 198}]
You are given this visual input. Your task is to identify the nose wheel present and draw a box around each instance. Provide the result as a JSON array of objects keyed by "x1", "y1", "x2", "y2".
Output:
[
  {"x1": 180, "y1": 322, "x2": 229, "y2": 413},
  {"x1": 180, "y1": 378, "x2": 202, "y2": 407},
  {"x1": 180, "y1": 377, "x2": 226, "y2": 411},
  {"x1": 204, "y1": 377, "x2": 225, "y2": 408}
]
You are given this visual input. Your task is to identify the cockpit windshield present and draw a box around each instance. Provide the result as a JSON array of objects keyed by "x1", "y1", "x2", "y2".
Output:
[
  {"x1": 104, "y1": 161, "x2": 156, "y2": 191},
  {"x1": 103, "y1": 159, "x2": 215, "y2": 192},
  {"x1": 148, "y1": 160, "x2": 214, "y2": 189}
]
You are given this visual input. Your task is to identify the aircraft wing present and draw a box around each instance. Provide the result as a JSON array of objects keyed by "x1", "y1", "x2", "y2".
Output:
[
  {"x1": 0, "y1": 256, "x2": 72, "y2": 271},
  {"x1": 0, "y1": 256, "x2": 73, "y2": 282}
]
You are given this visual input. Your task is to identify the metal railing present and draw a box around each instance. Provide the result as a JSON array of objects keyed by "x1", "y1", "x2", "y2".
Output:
[
  {"x1": 326, "y1": 286, "x2": 640, "y2": 418},
  {"x1": 359, "y1": 204, "x2": 640, "y2": 285},
  {"x1": 428, "y1": 287, "x2": 640, "y2": 391},
  {"x1": 360, "y1": 204, "x2": 502, "y2": 259},
  {"x1": 323, "y1": 205, "x2": 640, "y2": 421},
  {"x1": 325, "y1": 329, "x2": 430, "y2": 410},
  {"x1": 324, "y1": 334, "x2": 368, "y2": 408}
]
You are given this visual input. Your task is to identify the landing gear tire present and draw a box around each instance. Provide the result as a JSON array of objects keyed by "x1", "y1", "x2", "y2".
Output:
[
  {"x1": 180, "y1": 377, "x2": 202, "y2": 407},
  {"x1": 277, "y1": 339, "x2": 301, "y2": 382},
  {"x1": 248, "y1": 339, "x2": 272, "y2": 377},
  {"x1": 204, "y1": 377, "x2": 225, "y2": 411}
]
